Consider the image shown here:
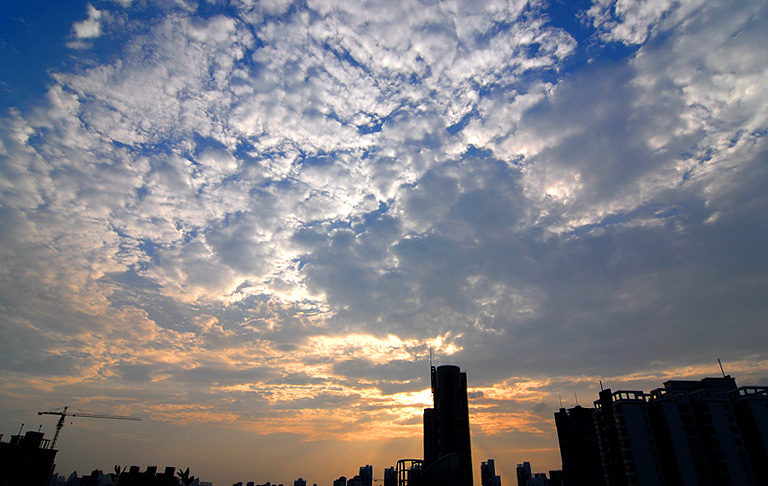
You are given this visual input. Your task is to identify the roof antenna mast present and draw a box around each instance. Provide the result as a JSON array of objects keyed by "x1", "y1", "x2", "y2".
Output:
[{"x1": 718, "y1": 358, "x2": 726, "y2": 378}]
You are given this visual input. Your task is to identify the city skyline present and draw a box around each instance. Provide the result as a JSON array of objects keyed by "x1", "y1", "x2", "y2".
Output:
[{"x1": 2, "y1": 0, "x2": 768, "y2": 485}]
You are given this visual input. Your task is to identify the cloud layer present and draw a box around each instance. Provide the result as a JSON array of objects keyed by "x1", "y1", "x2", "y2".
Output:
[{"x1": 1, "y1": 0, "x2": 767, "y2": 483}]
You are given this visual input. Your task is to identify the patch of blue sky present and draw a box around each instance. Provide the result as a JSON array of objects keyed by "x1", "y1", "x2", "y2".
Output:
[
  {"x1": 322, "y1": 41, "x2": 370, "y2": 74},
  {"x1": 462, "y1": 144, "x2": 495, "y2": 160},
  {"x1": 106, "y1": 266, "x2": 161, "y2": 291},
  {"x1": 352, "y1": 201, "x2": 392, "y2": 233},
  {"x1": 139, "y1": 239, "x2": 160, "y2": 265},
  {"x1": 0, "y1": 0, "x2": 85, "y2": 111},
  {"x1": 542, "y1": 0, "x2": 639, "y2": 75},
  {"x1": 446, "y1": 109, "x2": 479, "y2": 136},
  {"x1": 192, "y1": 0, "x2": 242, "y2": 21},
  {"x1": 193, "y1": 133, "x2": 230, "y2": 155},
  {"x1": 356, "y1": 114, "x2": 386, "y2": 134}
]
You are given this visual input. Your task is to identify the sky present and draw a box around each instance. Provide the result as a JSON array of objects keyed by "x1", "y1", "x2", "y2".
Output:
[{"x1": 1, "y1": 0, "x2": 767, "y2": 484}]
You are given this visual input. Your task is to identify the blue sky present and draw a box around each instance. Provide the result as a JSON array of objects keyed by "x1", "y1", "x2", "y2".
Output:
[{"x1": 1, "y1": 0, "x2": 768, "y2": 484}]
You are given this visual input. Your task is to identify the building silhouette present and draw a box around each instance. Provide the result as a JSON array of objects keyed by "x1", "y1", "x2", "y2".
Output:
[
  {"x1": 421, "y1": 364, "x2": 473, "y2": 486},
  {"x1": 383, "y1": 467, "x2": 396, "y2": 486},
  {"x1": 0, "y1": 430, "x2": 57, "y2": 486},
  {"x1": 333, "y1": 475, "x2": 347, "y2": 486},
  {"x1": 480, "y1": 459, "x2": 501, "y2": 486},
  {"x1": 515, "y1": 462, "x2": 531, "y2": 486},
  {"x1": 119, "y1": 465, "x2": 178, "y2": 486},
  {"x1": 358, "y1": 465, "x2": 372, "y2": 486},
  {"x1": 554, "y1": 375, "x2": 768, "y2": 485},
  {"x1": 553, "y1": 405, "x2": 604, "y2": 486}
]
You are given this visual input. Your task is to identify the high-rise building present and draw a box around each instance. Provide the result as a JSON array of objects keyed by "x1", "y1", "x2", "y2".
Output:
[
  {"x1": 554, "y1": 375, "x2": 768, "y2": 485},
  {"x1": 294, "y1": 478, "x2": 307, "y2": 486},
  {"x1": 359, "y1": 465, "x2": 372, "y2": 486},
  {"x1": 481, "y1": 459, "x2": 501, "y2": 486},
  {"x1": 554, "y1": 405, "x2": 605, "y2": 486},
  {"x1": 422, "y1": 364, "x2": 473, "y2": 486},
  {"x1": 383, "y1": 467, "x2": 397, "y2": 486},
  {"x1": 515, "y1": 462, "x2": 531, "y2": 486}
]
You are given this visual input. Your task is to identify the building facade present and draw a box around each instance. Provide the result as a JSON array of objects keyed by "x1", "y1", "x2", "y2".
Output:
[
  {"x1": 422, "y1": 365, "x2": 473, "y2": 486},
  {"x1": 554, "y1": 376, "x2": 768, "y2": 485}
]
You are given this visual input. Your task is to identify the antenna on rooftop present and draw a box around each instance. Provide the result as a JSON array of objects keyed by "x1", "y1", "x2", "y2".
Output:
[
  {"x1": 574, "y1": 393, "x2": 579, "y2": 406},
  {"x1": 559, "y1": 395, "x2": 563, "y2": 408},
  {"x1": 718, "y1": 358, "x2": 726, "y2": 377},
  {"x1": 600, "y1": 380, "x2": 604, "y2": 391}
]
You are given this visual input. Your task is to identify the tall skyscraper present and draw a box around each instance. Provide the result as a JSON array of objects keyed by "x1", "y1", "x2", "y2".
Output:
[{"x1": 422, "y1": 364, "x2": 474, "y2": 486}]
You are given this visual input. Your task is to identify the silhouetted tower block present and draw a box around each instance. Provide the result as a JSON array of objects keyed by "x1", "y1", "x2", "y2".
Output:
[
  {"x1": 294, "y1": 478, "x2": 307, "y2": 486},
  {"x1": 422, "y1": 365, "x2": 473, "y2": 486},
  {"x1": 480, "y1": 459, "x2": 501, "y2": 486},
  {"x1": 554, "y1": 405, "x2": 604, "y2": 486},
  {"x1": 732, "y1": 386, "x2": 768, "y2": 484},
  {"x1": 0, "y1": 430, "x2": 58, "y2": 486},
  {"x1": 515, "y1": 462, "x2": 531, "y2": 486},
  {"x1": 383, "y1": 467, "x2": 397, "y2": 486},
  {"x1": 577, "y1": 376, "x2": 766, "y2": 485},
  {"x1": 333, "y1": 476, "x2": 347, "y2": 486},
  {"x1": 359, "y1": 465, "x2": 373, "y2": 486}
]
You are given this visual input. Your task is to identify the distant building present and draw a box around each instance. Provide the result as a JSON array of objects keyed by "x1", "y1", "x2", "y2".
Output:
[
  {"x1": 119, "y1": 465, "x2": 177, "y2": 486},
  {"x1": 528, "y1": 473, "x2": 548, "y2": 486},
  {"x1": 554, "y1": 375, "x2": 768, "y2": 485},
  {"x1": 347, "y1": 476, "x2": 362, "y2": 486},
  {"x1": 333, "y1": 476, "x2": 347, "y2": 486},
  {"x1": 294, "y1": 478, "x2": 306, "y2": 486},
  {"x1": 383, "y1": 467, "x2": 396, "y2": 486},
  {"x1": 0, "y1": 430, "x2": 57, "y2": 486},
  {"x1": 480, "y1": 459, "x2": 501, "y2": 486},
  {"x1": 359, "y1": 465, "x2": 372, "y2": 486},
  {"x1": 515, "y1": 462, "x2": 531, "y2": 486}
]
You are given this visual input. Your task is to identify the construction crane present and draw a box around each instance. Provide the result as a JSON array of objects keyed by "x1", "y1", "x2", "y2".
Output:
[{"x1": 38, "y1": 406, "x2": 141, "y2": 448}]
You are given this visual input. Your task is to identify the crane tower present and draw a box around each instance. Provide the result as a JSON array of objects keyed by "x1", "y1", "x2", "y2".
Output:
[{"x1": 38, "y1": 406, "x2": 141, "y2": 448}]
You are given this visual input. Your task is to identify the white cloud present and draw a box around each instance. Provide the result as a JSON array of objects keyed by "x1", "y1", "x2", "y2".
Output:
[
  {"x1": 2, "y1": 0, "x2": 768, "y2": 482},
  {"x1": 72, "y1": 4, "x2": 103, "y2": 40}
]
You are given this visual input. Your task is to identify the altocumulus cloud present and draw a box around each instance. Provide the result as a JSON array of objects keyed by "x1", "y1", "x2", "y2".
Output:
[{"x1": 1, "y1": 0, "x2": 767, "y2": 483}]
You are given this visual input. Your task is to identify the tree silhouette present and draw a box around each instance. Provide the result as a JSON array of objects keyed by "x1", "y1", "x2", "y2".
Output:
[
  {"x1": 177, "y1": 467, "x2": 196, "y2": 486},
  {"x1": 110, "y1": 465, "x2": 124, "y2": 485}
]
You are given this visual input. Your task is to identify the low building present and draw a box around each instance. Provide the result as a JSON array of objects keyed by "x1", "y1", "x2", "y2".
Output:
[{"x1": 0, "y1": 430, "x2": 57, "y2": 486}]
